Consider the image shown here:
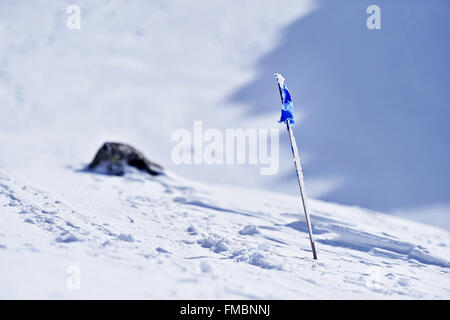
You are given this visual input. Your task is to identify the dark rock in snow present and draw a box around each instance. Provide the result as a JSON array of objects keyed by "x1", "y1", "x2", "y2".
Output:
[{"x1": 88, "y1": 142, "x2": 163, "y2": 176}]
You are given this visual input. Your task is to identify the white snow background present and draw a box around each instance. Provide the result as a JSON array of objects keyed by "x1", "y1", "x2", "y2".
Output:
[{"x1": 0, "y1": 0, "x2": 449, "y2": 299}]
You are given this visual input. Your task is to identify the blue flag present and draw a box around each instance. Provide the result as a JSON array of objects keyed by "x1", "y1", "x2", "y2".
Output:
[{"x1": 275, "y1": 73, "x2": 295, "y2": 124}]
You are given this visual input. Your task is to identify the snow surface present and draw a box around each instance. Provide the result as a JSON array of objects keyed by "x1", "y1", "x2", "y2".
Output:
[
  {"x1": 0, "y1": 167, "x2": 449, "y2": 299},
  {"x1": 1, "y1": 0, "x2": 448, "y2": 230},
  {"x1": 0, "y1": 0, "x2": 449, "y2": 299},
  {"x1": 230, "y1": 0, "x2": 450, "y2": 226}
]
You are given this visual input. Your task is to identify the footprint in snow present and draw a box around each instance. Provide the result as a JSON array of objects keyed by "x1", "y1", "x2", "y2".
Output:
[
  {"x1": 117, "y1": 233, "x2": 135, "y2": 242},
  {"x1": 56, "y1": 232, "x2": 81, "y2": 243},
  {"x1": 239, "y1": 225, "x2": 260, "y2": 236},
  {"x1": 156, "y1": 247, "x2": 171, "y2": 254},
  {"x1": 197, "y1": 237, "x2": 230, "y2": 253},
  {"x1": 187, "y1": 225, "x2": 198, "y2": 235}
]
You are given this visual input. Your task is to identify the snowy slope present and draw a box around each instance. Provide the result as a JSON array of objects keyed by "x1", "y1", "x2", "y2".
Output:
[
  {"x1": 0, "y1": 0, "x2": 315, "y2": 189},
  {"x1": 0, "y1": 0, "x2": 449, "y2": 299},
  {"x1": 1, "y1": 166, "x2": 449, "y2": 299},
  {"x1": 1, "y1": 0, "x2": 448, "y2": 230},
  {"x1": 231, "y1": 0, "x2": 450, "y2": 225}
]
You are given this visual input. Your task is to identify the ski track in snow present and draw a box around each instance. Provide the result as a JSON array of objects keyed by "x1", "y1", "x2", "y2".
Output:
[{"x1": 0, "y1": 167, "x2": 449, "y2": 299}]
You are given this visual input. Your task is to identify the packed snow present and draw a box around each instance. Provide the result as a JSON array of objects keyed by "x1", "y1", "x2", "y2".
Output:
[{"x1": 0, "y1": 166, "x2": 449, "y2": 298}]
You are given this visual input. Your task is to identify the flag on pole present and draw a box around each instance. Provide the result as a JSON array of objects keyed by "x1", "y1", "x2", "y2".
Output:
[
  {"x1": 275, "y1": 73, "x2": 318, "y2": 260},
  {"x1": 275, "y1": 73, "x2": 295, "y2": 124}
]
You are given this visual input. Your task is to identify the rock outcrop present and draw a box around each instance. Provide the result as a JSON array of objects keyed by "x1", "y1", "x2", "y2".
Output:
[{"x1": 88, "y1": 142, "x2": 163, "y2": 176}]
